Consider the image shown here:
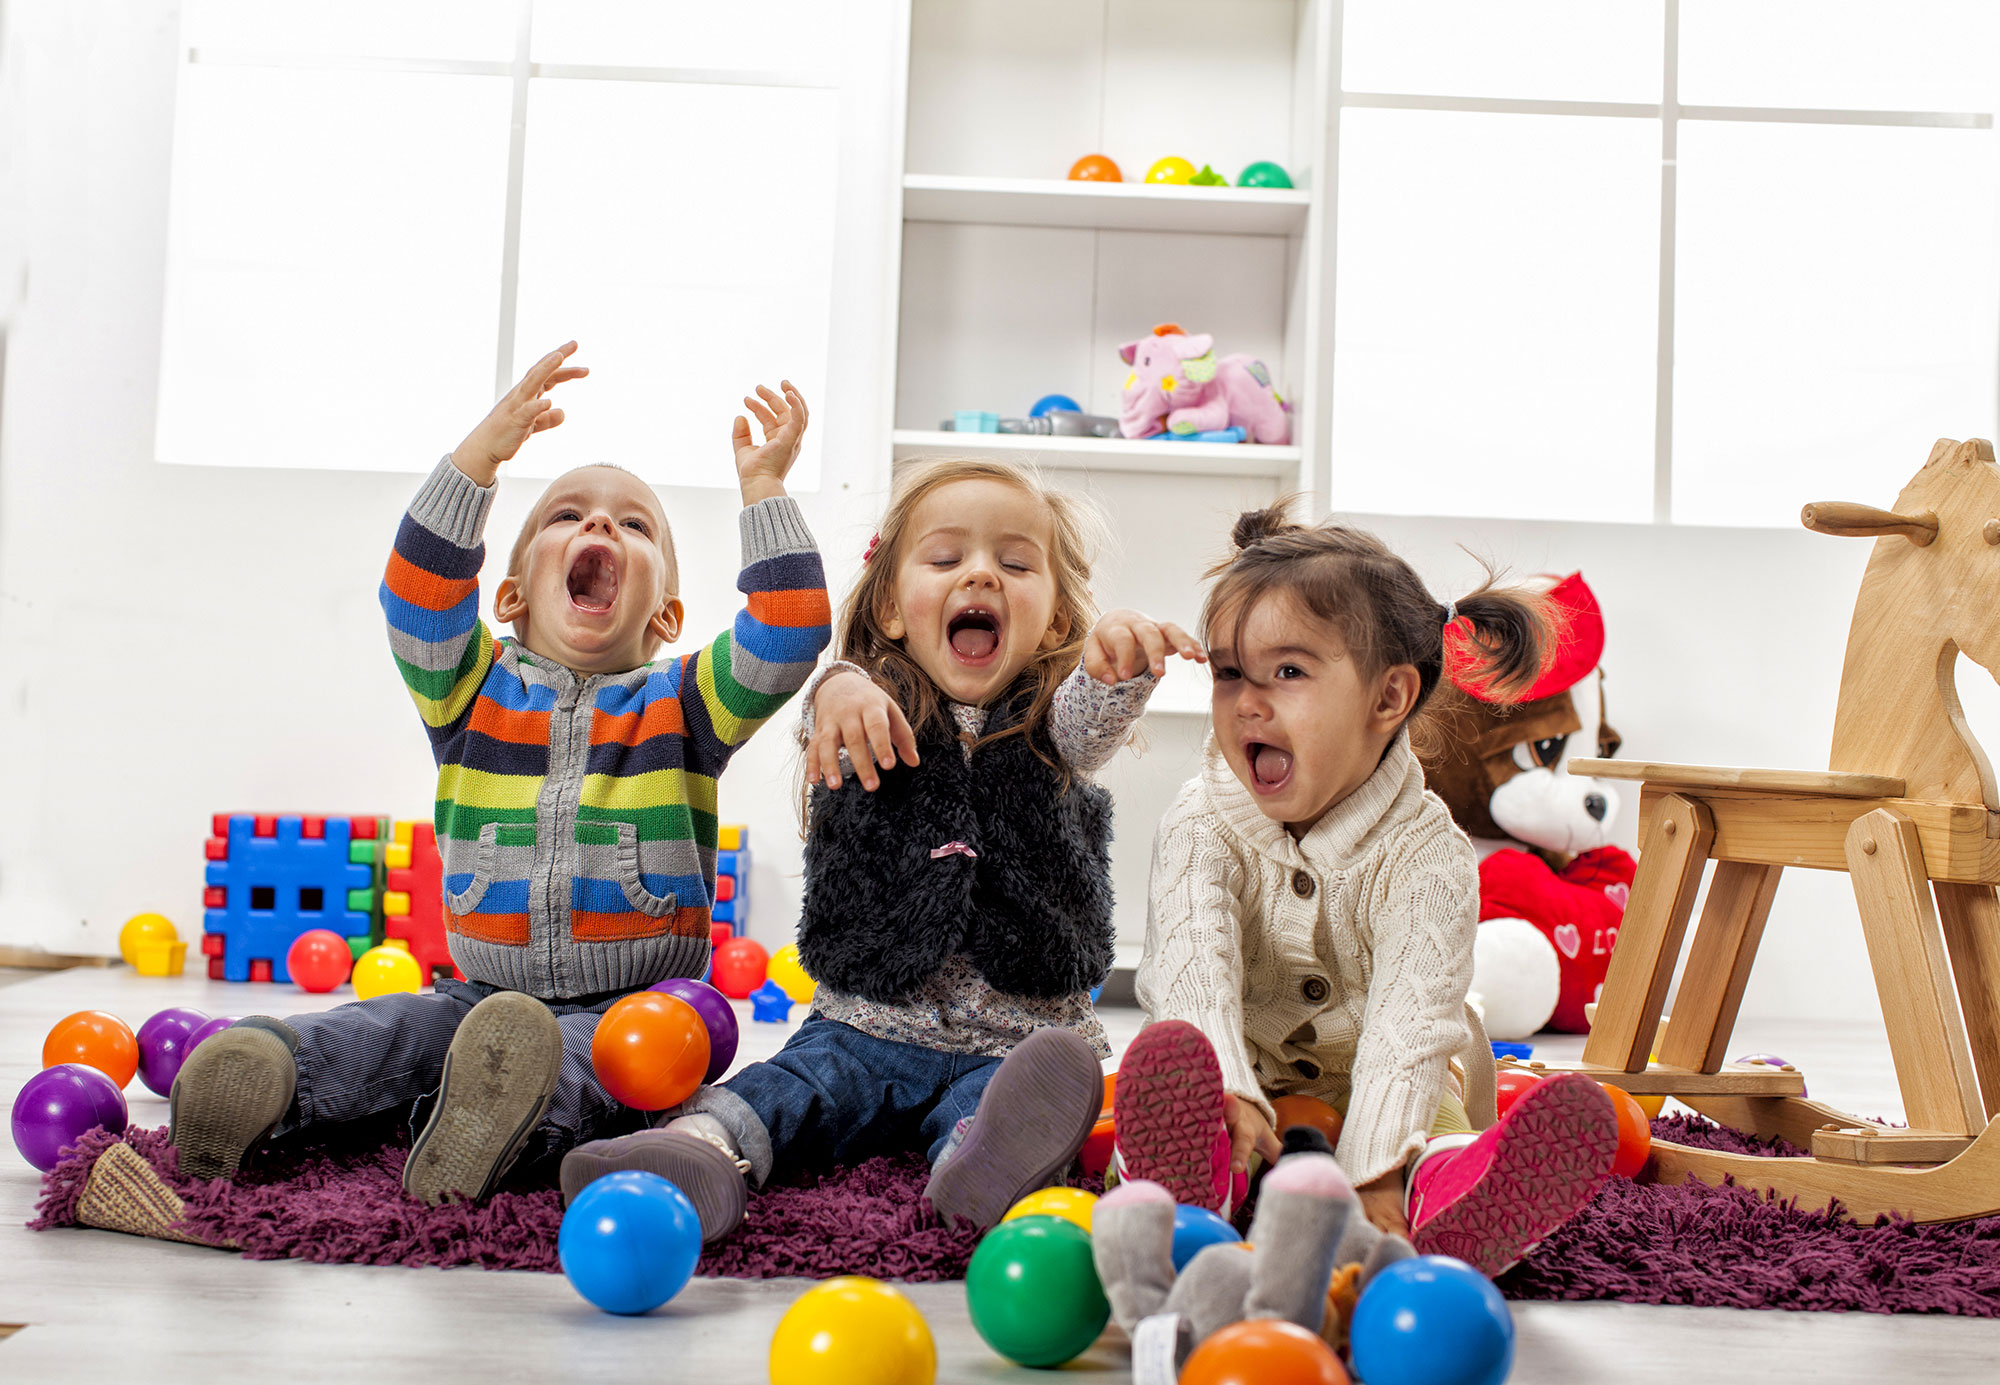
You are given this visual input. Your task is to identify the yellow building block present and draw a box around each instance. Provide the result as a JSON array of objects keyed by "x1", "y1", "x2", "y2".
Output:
[
  {"x1": 395, "y1": 821, "x2": 416, "y2": 844},
  {"x1": 133, "y1": 939, "x2": 188, "y2": 977},
  {"x1": 383, "y1": 891, "x2": 411, "y2": 916},
  {"x1": 719, "y1": 825, "x2": 742, "y2": 850},
  {"x1": 384, "y1": 938, "x2": 411, "y2": 952},
  {"x1": 386, "y1": 842, "x2": 412, "y2": 869}
]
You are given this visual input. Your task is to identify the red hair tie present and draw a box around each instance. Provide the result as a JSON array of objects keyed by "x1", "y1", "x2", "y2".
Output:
[{"x1": 863, "y1": 532, "x2": 881, "y2": 564}]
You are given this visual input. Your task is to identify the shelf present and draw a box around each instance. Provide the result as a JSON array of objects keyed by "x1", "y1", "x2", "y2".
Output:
[
  {"x1": 892, "y1": 429, "x2": 1301, "y2": 479},
  {"x1": 902, "y1": 173, "x2": 1312, "y2": 236}
]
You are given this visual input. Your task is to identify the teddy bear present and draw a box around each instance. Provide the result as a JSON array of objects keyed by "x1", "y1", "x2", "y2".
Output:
[
  {"x1": 1417, "y1": 572, "x2": 1635, "y2": 1035},
  {"x1": 1092, "y1": 1128, "x2": 1413, "y2": 1383},
  {"x1": 1117, "y1": 323, "x2": 1291, "y2": 444}
]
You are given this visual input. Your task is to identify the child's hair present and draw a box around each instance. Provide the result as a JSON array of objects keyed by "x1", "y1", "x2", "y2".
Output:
[
  {"x1": 828, "y1": 457, "x2": 1107, "y2": 764},
  {"x1": 1202, "y1": 501, "x2": 1552, "y2": 730},
  {"x1": 503, "y1": 463, "x2": 680, "y2": 637}
]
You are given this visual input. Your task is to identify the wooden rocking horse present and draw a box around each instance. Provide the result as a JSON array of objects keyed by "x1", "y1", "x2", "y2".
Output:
[{"x1": 1546, "y1": 436, "x2": 2000, "y2": 1224}]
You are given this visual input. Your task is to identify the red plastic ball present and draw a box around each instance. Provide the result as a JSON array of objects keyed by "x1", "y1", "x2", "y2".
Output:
[
  {"x1": 1180, "y1": 1318, "x2": 1350, "y2": 1385},
  {"x1": 710, "y1": 938, "x2": 769, "y2": 1000},
  {"x1": 42, "y1": 1010, "x2": 139, "y2": 1090},
  {"x1": 591, "y1": 993, "x2": 711, "y2": 1111},
  {"x1": 1599, "y1": 1082, "x2": 1653, "y2": 1178},
  {"x1": 1494, "y1": 1069, "x2": 1542, "y2": 1118},
  {"x1": 286, "y1": 929, "x2": 354, "y2": 993},
  {"x1": 1270, "y1": 1094, "x2": 1344, "y2": 1145}
]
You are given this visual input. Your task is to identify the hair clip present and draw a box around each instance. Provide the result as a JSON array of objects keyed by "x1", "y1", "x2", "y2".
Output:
[{"x1": 863, "y1": 533, "x2": 881, "y2": 564}]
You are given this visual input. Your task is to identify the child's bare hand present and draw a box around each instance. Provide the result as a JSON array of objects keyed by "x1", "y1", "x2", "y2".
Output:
[
  {"x1": 1084, "y1": 609, "x2": 1205, "y2": 685},
  {"x1": 733, "y1": 381, "x2": 809, "y2": 505},
  {"x1": 807, "y1": 670, "x2": 919, "y2": 792},
  {"x1": 1223, "y1": 1094, "x2": 1283, "y2": 1176},
  {"x1": 451, "y1": 341, "x2": 587, "y2": 486},
  {"x1": 1358, "y1": 1171, "x2": 1410, "y2": 1237}
]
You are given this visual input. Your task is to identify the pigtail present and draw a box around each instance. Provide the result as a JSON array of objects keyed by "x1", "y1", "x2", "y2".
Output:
[{"x1": 1442, "y1": 578, "x2": 1555, "y2": 706}]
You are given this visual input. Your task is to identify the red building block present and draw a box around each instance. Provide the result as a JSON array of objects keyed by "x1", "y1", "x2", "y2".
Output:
[{"x1": 385, "y1": 821, "x2": 460, "y2": 983}]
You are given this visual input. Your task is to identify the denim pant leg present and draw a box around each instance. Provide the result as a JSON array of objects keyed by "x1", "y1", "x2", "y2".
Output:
[
  {"x1": 525, "y1": 1007, "x2": 646, "y2": 1161},
  {"x1": 697, "y1": 1017, "x2": 963, "y2": 1184},
  {"x1": 918, "y1": 1054, "x2": 1003, "y2": 1166},
  {"x1": 277, "y1": 989, "x2": 476, "y2": 1136}
]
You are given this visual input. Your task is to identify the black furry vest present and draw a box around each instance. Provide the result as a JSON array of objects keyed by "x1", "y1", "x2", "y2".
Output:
[{"x1": 795, "y1": 683, "x2": 1115, "y2": 1003}]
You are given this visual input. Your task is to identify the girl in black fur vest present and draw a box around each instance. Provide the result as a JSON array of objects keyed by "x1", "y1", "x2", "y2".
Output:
[{"x1": 561, "y1": 458, "x2": 1204, "y2": 1240}]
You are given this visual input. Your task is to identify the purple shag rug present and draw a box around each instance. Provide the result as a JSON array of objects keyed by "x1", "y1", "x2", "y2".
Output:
[{"x1": 29, "y1": 1114, "x2": 2000, "y2": 1313}]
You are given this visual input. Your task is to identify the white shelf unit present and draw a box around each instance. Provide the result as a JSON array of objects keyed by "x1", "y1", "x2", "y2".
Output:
[{"x1": 887, "y1": 0, "x2": 1339, "y2": 952}]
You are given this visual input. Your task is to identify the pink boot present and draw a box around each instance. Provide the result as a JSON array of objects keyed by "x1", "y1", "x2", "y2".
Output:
[
  {"x1": 1407, "y1": 1072, "x2": 1618, "y2": 1277},
  {"x1": 1112, "y1": 1021, "x2": 1236, "y2": 1213}
]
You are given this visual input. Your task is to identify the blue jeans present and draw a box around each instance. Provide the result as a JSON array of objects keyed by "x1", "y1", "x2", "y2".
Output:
[{"x1": 691, "y1": 1016, "x2": 1000, "y2": 1185}]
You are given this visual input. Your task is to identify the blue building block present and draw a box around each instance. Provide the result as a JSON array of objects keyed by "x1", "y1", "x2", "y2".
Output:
[
  {"x1": 203, "y1": 814, "x2": 374, "y2": 983},
  {"x1": 715, "y1": 846, "x2": 752, "y2": 936},
  {"x1": 749, "y1": 979, "x2": 794, "y2": 1023}
]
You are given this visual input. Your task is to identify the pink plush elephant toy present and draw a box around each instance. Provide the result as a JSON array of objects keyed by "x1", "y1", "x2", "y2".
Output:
[{"x1": 1118, "y1": 322, "x2": 1291, "y2": 444}]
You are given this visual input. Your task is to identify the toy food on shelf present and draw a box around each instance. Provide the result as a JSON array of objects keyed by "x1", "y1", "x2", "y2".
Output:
[{"x1": 1067, "y1": 154, "x2": 1121, "y2": 182}]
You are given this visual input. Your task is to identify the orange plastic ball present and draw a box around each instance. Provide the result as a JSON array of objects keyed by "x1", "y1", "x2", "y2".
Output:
[
  {"x1": 1599, "y1": 1082, "x2": 1653, "y2": 1178},
  {"x1": 1180, "y1": 1318, "x2": 1349, "y2": 1385},
  {"x1": 42, "y1": 1010, "x2": 139, "y2": 1090},
  {"x1": 1100, "y1": 1071, "x2": 1117, "y2": 1117},
  {"x1": 1270, "y1": 1094, "x2": 1343, "y2": 1145},
  {"x1": 591, "y1": 993, "x2": 711, "y2": 1111},
  {"x1": 1067, "y1": 153, "x2": 1122, "y2": 182},
  {"x1": 1494, "y1": 1068, "x2": 1542, "y2": 1118}
]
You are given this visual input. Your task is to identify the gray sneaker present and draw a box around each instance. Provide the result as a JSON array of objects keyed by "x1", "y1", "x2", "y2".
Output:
[
  {"x1": 402, "y1": 991, "x2": 562, "y2": 1205},
  {"x1": 560, "y1": 1128, "x2": 750, "y2": 1243},
  {"x1": 923, "y1": 1027, "x2": 1103, "y2": 1230},
  {"x1": 169, "y1": 1020, "x2": 299, "y2": 1180}
]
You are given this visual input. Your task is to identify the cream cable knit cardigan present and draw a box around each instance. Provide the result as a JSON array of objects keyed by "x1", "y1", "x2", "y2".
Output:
[{"x1": 1137, "y1": 728, "x2": 1494, "y2": 1186}]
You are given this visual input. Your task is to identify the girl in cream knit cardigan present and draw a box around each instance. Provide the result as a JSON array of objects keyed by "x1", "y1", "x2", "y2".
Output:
[{"x1": 1114, "y1": 505, "x2": 1620, "y2": 1281}]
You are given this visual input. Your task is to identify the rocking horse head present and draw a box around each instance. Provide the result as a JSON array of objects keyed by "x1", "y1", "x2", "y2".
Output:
[{"x1": 1804, "y1": 437, "x2": 2000, "y2": 807}]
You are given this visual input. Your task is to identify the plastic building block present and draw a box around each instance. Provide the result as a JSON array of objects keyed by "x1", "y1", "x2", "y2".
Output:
[
  {"x1": 202, "y1": 813, "x2": 376, "y2": 983},
  {"x1": 132, "y1": 939, "x2": 188, "y2": 977},
  {"x1": 715, "y1": 831, "x2": 751, "y2": 935},
  {"x1": 385, "y1": 820, "x2": 461, "y2": 983},
  {"x1": 750, "y1": 980, "x2": 794, "y2": 1023},
  {"x1": 952, "y1": 410, "x2": 1000, "y2": 434}
]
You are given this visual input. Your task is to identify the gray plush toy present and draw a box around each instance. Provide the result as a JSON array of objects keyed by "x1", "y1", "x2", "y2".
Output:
[{"x1": 1091, "y1": 1129, "x2": 1412, "y2": 1382}]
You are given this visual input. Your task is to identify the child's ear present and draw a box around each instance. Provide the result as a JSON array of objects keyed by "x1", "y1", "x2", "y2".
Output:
[
  {"x1": 649, "y1": 595, "x2": 685, "y2": 647},
  {"x1": 1039, "y1": 608, "x2": 1071, "y2": 651},
  {"x1": 494, "y1": 574, "x2": 527, "y2": 626},
  {"x1": 1372, "y1": 664, "x2": 1420, "y2": 731},
  {"x1": 880, "y1": 600, "x2": 906, "y2": 641}
]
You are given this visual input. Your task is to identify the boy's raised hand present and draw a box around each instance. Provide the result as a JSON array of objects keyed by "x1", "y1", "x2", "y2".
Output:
[
  {"x1": 807, "y1": 669, "x2": 920, "y2": 793},
  {"x1": 733, "y1": 381, "x2": 810, "y2": 505},
  {"x1": 1084, "y1": 608, "x2": 1206, "y2": 686},
  {"x1": 450, "y1": 341, "x2": 588, "y2": 487}
]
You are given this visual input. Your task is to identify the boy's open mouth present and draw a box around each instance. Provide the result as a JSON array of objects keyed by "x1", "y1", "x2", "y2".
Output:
[
  {"x1": 1247, "y1": 741, "x2": 1294, "y2": 793},
  {"x1": 947, "y1": 607, "x2": 1002, "y2": 665},
  {"x1": 566, "y1": 545, "x2": 619, "y2": 615}
]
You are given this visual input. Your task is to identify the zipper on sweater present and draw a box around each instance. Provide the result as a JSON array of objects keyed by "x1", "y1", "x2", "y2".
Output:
[{"x1": 546, "y1": 676, "x2": 588, "y2": 992}]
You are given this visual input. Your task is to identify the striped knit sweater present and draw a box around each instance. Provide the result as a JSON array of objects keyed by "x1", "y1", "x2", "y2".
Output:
[{"x1": 381, "y1": 457, "x2": 830, "y2": 1000}]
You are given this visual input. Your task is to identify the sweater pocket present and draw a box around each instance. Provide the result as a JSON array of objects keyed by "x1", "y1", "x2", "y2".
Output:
[
  {"x1": 443, "y1": 821, "x2": 535, "y2": 934},
  {"x1": 598, "y1": 820, "x2": 679, "y2": 918}
]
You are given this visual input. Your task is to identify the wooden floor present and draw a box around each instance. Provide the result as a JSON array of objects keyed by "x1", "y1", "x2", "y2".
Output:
[{"x1": 4, "y1": 966, "x2": 1998, "y2": 1383}]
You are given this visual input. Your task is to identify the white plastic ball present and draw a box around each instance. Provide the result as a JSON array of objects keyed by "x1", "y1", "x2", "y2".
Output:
[{"x1": 1469, "y1": 917, "x2": 1561, "y2": 1040}]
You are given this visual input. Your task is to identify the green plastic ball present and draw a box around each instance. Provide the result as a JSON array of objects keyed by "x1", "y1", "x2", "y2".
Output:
[
  {"x1": 965, "y1": 1215, "x2": 1109, "y2": 1368},
  {"x1": 1238, "y1": 160, "x2": 1293, "y2": 189}
]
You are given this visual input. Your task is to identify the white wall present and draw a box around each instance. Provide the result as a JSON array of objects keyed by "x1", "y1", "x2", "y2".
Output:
[
  {"x1": 5, "y1": 0, "x2": 1990, "y2": 1030},
  {"x1": 0, "y1": 0, "x2": 901, "y2": 960}
]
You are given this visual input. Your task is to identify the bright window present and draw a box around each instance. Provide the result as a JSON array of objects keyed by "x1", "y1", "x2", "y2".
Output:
[
  {"x1": 157, "y1": 0, "x2": 839, "y2": 489},
  {"x1": 1335, "y1": 0, "x2": 2000, "y2": 527}
]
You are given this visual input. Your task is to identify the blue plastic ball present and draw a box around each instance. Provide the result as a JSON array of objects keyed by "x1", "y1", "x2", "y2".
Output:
[
  {"x1": 1350, "y1": 1255, "x2": 1514, "y2": 1385},
  {"x1": 1169, "y1": 1202, "x2": 1242, "y2": 1272},
  {"x1": 1029, "y1": 393, "x2": 1082, "y2": 417},
  {"x1": 558, "y1": 1171, "x2": 703, "y2": 1315}
]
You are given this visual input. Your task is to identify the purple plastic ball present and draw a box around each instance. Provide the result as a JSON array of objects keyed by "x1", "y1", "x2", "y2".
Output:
[
  {"x1": 12, "y1": 1063, "x2": 129, "y2": 1172},
  {"x1": 136, "y1": 1007, "x2": 211, "y2": 1097},
  {"x1": 186, "y1": 1015, "x2": 235, "y2": 1054},
  {"x1": 648, "y1": 978, "x2": 738, "y2": 1082}
]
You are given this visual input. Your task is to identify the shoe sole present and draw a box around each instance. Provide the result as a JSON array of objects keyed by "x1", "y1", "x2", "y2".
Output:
[
  {"x1": 1113, "y1": 1020, "x2": 1227, "y2": 1210},
  {"x1": 168, "y1": 1028, "x2": 297, "y2": 1181},
  {"x1": 560, "y1": 1131, "x2": 749, "y2": 1243},
  {"x1": 402, "y1": 992, "x2": 562, "y2": 1205},
  {"x1": 1412, "y1": 1073, "x2": 1618, "y2": 1277},
  {"x1": 923, "y1": 1028, "x2": 1104, "y2": 1231}
]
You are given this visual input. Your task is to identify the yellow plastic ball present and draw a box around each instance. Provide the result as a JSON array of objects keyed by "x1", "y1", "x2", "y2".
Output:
[
  {"x1": 768, "y1": 944, "x2": 818, "y2": 1005},
  {"x1": 769, "y1": 1276, "x2": 935, "y2": 1385},
  {"x1": 1144, "y1": 156, "x2": 1196, "y2": 185},
  {"x1": 351, "y1": 944, "x2": 423, "y2": 999},
  {"x1": 119, "y1": 913, "x2": 178, "y2": 967},
  {"x1": 1000, "y1": 1185, "x2": 1098, "y2": 1233},
  {"x1": 1634, "y1": 1054, "x2": 1666, "y2": 1118}
]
